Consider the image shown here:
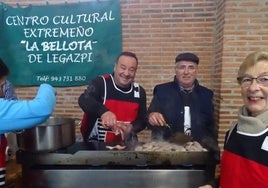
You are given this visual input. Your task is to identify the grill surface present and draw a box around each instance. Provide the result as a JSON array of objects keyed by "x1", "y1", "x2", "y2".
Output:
[
  {"x1": 17, "y1": 142, "x2": 212, "y2": 188},
  {"x1": 17, "y1": 142, "x2": 210, "y2": 166}
]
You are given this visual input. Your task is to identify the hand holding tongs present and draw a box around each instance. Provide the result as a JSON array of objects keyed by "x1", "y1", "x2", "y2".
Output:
[{"x1": 148, "y1": 112, "x2": 171, "y2": 129}]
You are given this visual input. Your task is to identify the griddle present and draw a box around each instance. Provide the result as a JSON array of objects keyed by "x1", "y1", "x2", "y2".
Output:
[
  {"x1": 16, "y1": 142, "x2": 213, "y2": 188},
  {"x1": 17, "y1": 142, "x2": 210, "y2": 167}
]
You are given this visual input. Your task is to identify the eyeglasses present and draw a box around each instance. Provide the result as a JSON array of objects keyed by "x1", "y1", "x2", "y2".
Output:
[
  {"x1": 176, "y1": 65, "x2": 196, "y2": 72},
  {"x1": 237, "y1": 75, "x2": 268, "y2": 87}
]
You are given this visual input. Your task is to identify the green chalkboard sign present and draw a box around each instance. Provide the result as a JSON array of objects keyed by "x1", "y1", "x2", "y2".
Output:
[{"x1": 0, "y1": 1, "x2": 122, "y2": 86}]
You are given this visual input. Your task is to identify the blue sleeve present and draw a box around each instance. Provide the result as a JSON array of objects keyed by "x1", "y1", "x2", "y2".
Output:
[{"x1": 0, "y1": 83, "x2": 56, "y2": 134}]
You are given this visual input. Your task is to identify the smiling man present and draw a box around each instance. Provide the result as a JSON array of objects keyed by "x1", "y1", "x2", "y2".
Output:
[
  {"x1": 147, "y1": 52, "x2": 217, "y2": 143},
  {"x1": 146, "y1": 52, "x2": 219, "y2": 188},
  {"x1": 78, "y1": 51, "x2": 147, "y2": 143}
]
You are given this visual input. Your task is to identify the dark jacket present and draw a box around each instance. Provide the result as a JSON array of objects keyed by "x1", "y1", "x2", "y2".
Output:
[
  {"x1": 147, "y1": 77, "x2": 217, "y2": 146},
  {"x1": 147, "y1": 77, "x2": 219, "y2": 187}
]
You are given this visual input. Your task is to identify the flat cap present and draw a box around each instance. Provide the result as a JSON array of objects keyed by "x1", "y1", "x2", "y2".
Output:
[{"x1": 175, "y1": 52, "x2": 199, "y2": 64}]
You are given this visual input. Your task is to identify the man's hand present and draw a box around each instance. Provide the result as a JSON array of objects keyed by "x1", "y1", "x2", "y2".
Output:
[
  {"x1": 100, "y1": 111, "x2": 117, "y2": 129},
  {"x1": 148, "y1": 112, "x2": 166, "y2": 126}
]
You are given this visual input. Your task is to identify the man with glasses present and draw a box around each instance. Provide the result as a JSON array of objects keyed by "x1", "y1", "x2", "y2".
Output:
[{"x1": 147, "y1": 52, "x2": 219, "y2": 188}]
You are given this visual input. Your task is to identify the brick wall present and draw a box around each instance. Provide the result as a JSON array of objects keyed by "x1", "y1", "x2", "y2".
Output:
[{"x1": 3, "y1": 0, "x2": 268, "y2": 150}]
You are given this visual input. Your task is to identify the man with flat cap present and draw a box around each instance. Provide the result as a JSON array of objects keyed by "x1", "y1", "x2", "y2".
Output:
[{"x1": 147, "y1": 52, "x2": 219, "y2": 188}]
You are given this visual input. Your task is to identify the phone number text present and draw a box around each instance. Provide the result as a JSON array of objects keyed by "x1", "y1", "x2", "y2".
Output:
[{"x1": 36, "y1": 75, "x2": 87, "y2": 82}]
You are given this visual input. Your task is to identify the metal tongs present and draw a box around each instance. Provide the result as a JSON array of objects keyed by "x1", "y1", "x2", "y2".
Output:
[{"x1": 163, "y1": 123, "x2": 171, "y2": 129}]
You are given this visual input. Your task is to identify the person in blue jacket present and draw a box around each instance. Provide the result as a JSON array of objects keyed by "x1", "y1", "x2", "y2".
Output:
[
  {"x1": 147, "y1": 52, "x2": 219, "y2": 188},
  {"x1": 0, "y1": 83, "x2": 56, "y2": 187},
  {"x1": 0, "y1": 83, "x2": 56, "y2": 133},
  {"x1": 0, "y1": 58, "x2": 18, "y2": 187}
]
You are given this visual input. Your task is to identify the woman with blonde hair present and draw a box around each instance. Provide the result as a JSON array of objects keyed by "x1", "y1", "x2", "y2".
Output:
[{"x1": 220, "y1": 50, "x2": 268, "y2": 188}]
